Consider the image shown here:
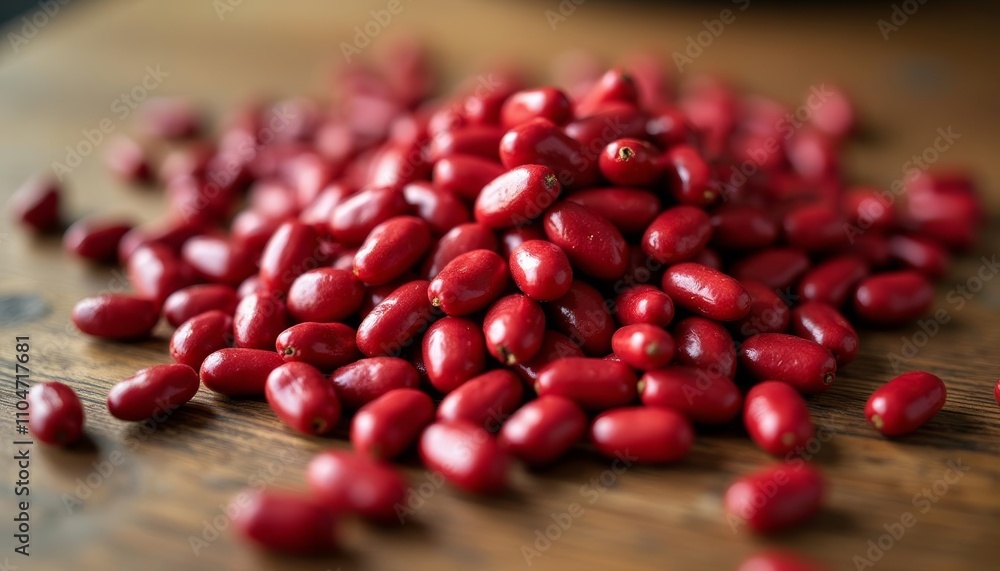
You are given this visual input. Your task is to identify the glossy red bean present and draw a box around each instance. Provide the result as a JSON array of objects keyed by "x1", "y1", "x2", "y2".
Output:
[
  {"x1": 543, "y1": 201, "x2": 628, "y2": 279},
  {"x1": 422, "y1": 223, "x2": 499, "y2": 280},
  {"x1": 735, "y1": 280, "x2": 790, "y2": 338},
  {"x1": 181, "y1": 235, "x2": 256, "y2": 287},
  {"x1": 331, "y1": 357, "x2": 420, "y2": 409},
  {"x1": 512, "y1": 330, "x2": 585, "y2": 383},
  {"x1": 796, "y1": 255, "x2": 868, "y2": 308},
  {"x1": 127, "y1": 244, "x2": 191, "y2": 305},
  {"x1": 163, "y1": 284, "x2": 239, "y2": 328},
  {"x1": 307, "y1": 449, "x2": 407, "y2": 523},
  {"x1": 901, "y1": 187, "x2": 981, "y2": 250},
  {"x1": 474, "y1": 164, "x2": 562, "y2": 229},
  {"x1": 498, "y1": 395, "x2": 586, "y2": 466},
  {"x1": 590, "y1": 406, "x2": 693, "y2": 464},
  {"x1": 499, "y1": 224, "x2": 547, "y2": 258},
  {"x1": 611, "y1": 324, "x2": 675, "y2": 370},
  {"x1": 575, "y1": 68, "x2": 638, "y2": 116},
  {"x1": 72, "y1": 294, "x2": 159, "y2": 340},
  {"x1": 63, "y1": 218, "x2": 133, "y2": 263},
  {"x1": 170, "y1": 310, "x2": 233, "y2": 369},
  {"x1": 483, "y1": 294, "x2": 546, "y2": 365},
  {"x1": 419, "y1": 420, "x2": 510, "y2": 494},
  {"x1": 888, "y1": 234, "x2": 950, "y2": 278},
  {"x1": 352, "y1": 388, "x2": 435, "y2": 460},
  {"x1": 842, "y1": 186, "x2": 896, "y2": 234},
  {"x1": 791, "y1": 302, "x2": 859, "y2": 365},
  {"x1": 740, "y1": 333, "x2": 837, "y2": 394},
  {"x1": 546, "y1": 281, "x2": 615, "y2": 355},
  {"x1": 403, "y1": 181, "x2": 469, "y2": 236},
  {"x1": 258, "y1": 220, "x2": 320, "y2": 294},
  {"x1": 438, "y1": 370, "x2": 524, "y2": 429},
  {"x1": 509, "y1": 240, "x2": 573, "y2": 301},
  {"x1": 118, "y1": 216, "x2": 207, "y2": 260},
  {"x1": 276, "y1": 322, "x2": 359, "y2": 371},
  {"x1": 107, "y1": 364, "x2": 200, "y2": 421},
  {"x1": 354, "y1": 216, "x2": 432, "y2": 286},
  {"x1": 500, "y1": 87, "x2": 573, "y2": 129},
  {"x1": 673, "y1": 316, "x2": 737, "y2": 379},
  {"x1": 199, "y1": 348, "x2": 285, "y2": 396},
  {"x1": 499, "y1": 118, "x2": 600, "y2": 189},
  {"x1": 428, "y1": 250, "x2": 509, "y2": 315},
  {"x1": 9, "y1": 175, "x2": 60, "y2": 232},
  {"x1": 661, "y1": 263, "x2": 751, "y2": 321},
  {"x1": 737, "y1": 550, "x2": 830, "y2": 571},
  {"x1": 782, "y1": 204, "x2": 848, "y2": 252},
  {"x1": 662, "y1": 144, "x2": 717, "y2": 206},
  {"x1": 709, "y1": 204, "x2": 778, "y2": 252},
  {"x1": 865, "y1": 371, "x2": 946, "y2": 436},
  {"x1": 615, "y1": 285, "x2": 674, "y2": 328},
  {"x1": 286, "y1": 268, "x2": 365, "y2": 323},
  {"x1": 599, "y1": 138, "x2": 660, "y2": 187},
  {"x1": 264, "y1": 362, "x2": 340, "y2": 435},
  {"x1": 566, "y1": 187, "x2": 661, "y2": 235},
  {"x1": 422, "y1": 317, "x2": 487, "y2": 393},
  {"x1": 432, "y1": 154, "x2": 506, "y2": 202},
  {"x1": 27, "y1": 382, "x2": 84, "y2": 445},
  {"x1": 330, "y1": 186, "x2": 409, "y2": 245},
  {"x1": 357, "y1": 280, "x2": 437, "y2": 357},
  {"x1": 428, "y1": 125, "x2": 505, "y2": 162},
  {"x1": 535, "y1": 357, "x2": 637, "y2": 410},
  {"x1": 853, "y1": 271, "x2": 933, "y2": 326},
  {"x1": 732, "y1": 248, "x2": 812, "y2": 291},
  {"x1": 639, "y1": 366, "x2": 741, "y2": 424},
  {"x1": 724, "y1": 463, "x2": 825, "y2": 534},
  {"x1": 232, "y1": 490, "x2": 336, "y2": 554},
  {"x1": 642, "y1": 205, "x2": 712, "y2": 264},
  {"x1": 744, "y1": 381, "x2": 815, "y2": 456},
  {"x1": 233, "y1": 291, "x2": 288, "y2": 350}
]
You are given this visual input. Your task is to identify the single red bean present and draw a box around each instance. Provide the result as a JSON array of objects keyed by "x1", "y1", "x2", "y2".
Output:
[
  {"x1": 118, "y1": 216, "x2": 207, "y2": 260},
  {"x1": 740, "y1": 333, "x2": 837, "y2": 394},
  {"x1": 546, "y1": 281, "x2": 615, "y2": 355},
  {"x1": 357, "y1": 280, "x2": 437, "y2": 357},
  {"x1": 27, "y1": 382, "x2": 84, "y2": 445},
  {"x1": 331, "y1": 357, "x2": 420, "y2": 409},
  {"x1": 590, "y1": 406, "x2": 693, "y2": 464},
  {"x1": 438, "y1": 370, "x2": 524, "y2": 429},
  {"x1": 72, "y1": 294, "x2": 159, "y2": 340},
  {"x1": 499, "y1": 118, "x2": 600, "y2": 189},
  {"x1": 232, "y1": 490, "x2": 336, "y2": 554},
  {"x1": 259, "y1": 220, "x2": 320, "y2": 294},
  {"x1": 432, "y1": 154, "x2": 506, "y2": 202},
  {"x1": 994, "y1": 378, "x2": 1000, "y2": 407},
  {"x1": 611, "y1": 324, "x2": 675, "y2": 370},
  {"x1": 575, "y1": 68, "x2": 639, "y2": 116},
  {"x1": 403, "y1": 181, "x2": 469, "y2": 235},
  {"x1": 354, "y1": 216, "x2": 432, "y2": 286},
  {"x1": 181, "y1": 235, "x2": 257, "y2": 287},
  {"x1": 535, "y1": 357, "x2": 637, "y2": 410},
  {"x1": 661, "y1": 263, "x2": 751, "y2": 321},
  {"x1": 352, "y1": 388, "x2": 435, "y2": 460},
  {"x1": 901, "y1": 187, "x2": 980, "y2": 250},
  {"x1": 498, "y1": 395, "x2": 586, "y2": 466},
  {"x1": 107, "y1": 364, "x2": 200, "y2": 421},
  {"x1": 615, "y1": 285, "x2": 674, "y2": 328},
  {"x1": 782, "y1": 204, "x2": 848, "y2": 252},
  {"x1": 483, "y1": 294, "x2": 546, "y2": 365},
  {"x1": 791, "y1": 302, "x2": 859, "y2": 365},
  {"x1": 499, "y1": 224, "x2": 547, "y2": 258},
  {"x1": 724, "y1": 463, "x2": 825, "y2": 534},
  {"x1": 428, "y1": 250, "x2": 509, "y2": 315},
  {"x1": 366, "y1": 140, "x2": 430, "y2": 190},
  {"x1": 797, "y1": 255, "x2": 868, "y2": 308},
  {"x1": 200, "y1": 348, "x2": 285, "y2": 396},
  {"x1": 233, "y1": 291, "x2": 288, "y2": 350},
  {"x1": 673, "y1": 316, "x2": 737, "y2": 379},
  {"x1": 566, "y1": 187, "x2": 661, "y2": 235},
  {"x1": 276, "y1": 322, "x2": 360, "y2": 371},
  {"x1": 307, "y1": 450, "x2": 407, "y2": 524},
  {"x1": 422, "y1": 317, "x2": 487, "y2": 393},
  {"x1": 640, "y1": 366, "x2": 741, "y2": 424},
  {"x1": 286, "y1": 268, "x2": 365, "y2": 323},
  {"x1": 299, "y1": 184, "x2": 350, "y2": 231},
  {"x1": 500, "y1": 87, "x2": 573, "y2": 129},
  {"x1": 543, "y1": 201, "x2": 628, "y2": 280},
  {"x1": 422, "y1": 223, "x2": 499, "y2": 280},
  {"x1": 512, "y1": 330, "x2": 585, "y2": 383},
  {"x1": 847, "y1": 232, "x2": 892, "y2": 269},
  {"x1": 888, "y1": 234, "x2": 950, "y2": 278},
  {"x1": 248, "y1": 180, "x2": 298, "y2": 220},
  {"x1": 866, "y1": 371, "x2": 946, "y2": 436},
  {"x1": 709, "y1": 204, "x2": 778, "y2": 252},
  {"x1": 732, "y1": 248, "x2": 812, "y2": 291},
  {"x1": 127, "y1": 244, "x2": 192, "y2": 306},
  {"x1": 9, "y1": 175, "x2": 60, "y2": 231},
  {"x1": 329, "y1": 186, "x2": 409, "y2": 245},
  {"x1": 599, "y1": 138, "x2": 660, "y2": 187},
  {"x1": 737, "y1": 550, "x2": 830, "y2": 571},
  {"x1": 419, "y1": 420, "x2": 510, "y2": 494},
  {"x1": 842, "y1": 186, "x2": 896, "y2": 234},
  {"x1": 642, "y1": 205, "x2": 712, "y2": 265},
  {"x1": 853, "y1": 271, "x2": 933, "y2": 326},
  {"x1": 661, "y1": 144, "x2": 717, "y2": 206},
  {"x1": 645, "y1": 105, "x2": 695, "y2": 149},
  {"x1": 735, "y1": 280, "x2": 790, "y2": 338},
  {"x1": 474, "y1": 164, "x2": 562, "y2": 229},
  {"x1": 63, "y1": 218, "x2": 133, "y2": 263},
  {"x1": 744, "y1": 381, "x2": 815, "y2": 456},
  {"x1": 265, "y1": 362, "x2": 341, "y2": 435},
  {"x1": 509, "y1": 240, "x2": 573, "y2": 301},
  {"x1": 428, "y1": 125, "x2": 505, "y2": 162},
  {"x1": 166, "y1": 175, "x2": 235, "y2": 223},
  {"x1": 170, "y1": 310, "x2": 233, "y2": 370},
  {"x1": 163, "y1": 284, "x2": 239, "y2": 328}
]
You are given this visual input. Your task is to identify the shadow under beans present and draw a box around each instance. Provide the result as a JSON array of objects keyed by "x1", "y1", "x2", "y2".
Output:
[{"x1": 873, "y1": 408, "x2": 1000, "y2": 452}]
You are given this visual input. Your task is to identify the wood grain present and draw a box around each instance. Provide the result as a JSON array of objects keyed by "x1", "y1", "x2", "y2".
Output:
[{"x1": 1, "y1": 1, "x2": 999, "y2": 570}]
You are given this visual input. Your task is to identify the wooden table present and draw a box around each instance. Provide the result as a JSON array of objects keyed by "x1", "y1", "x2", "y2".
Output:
[{"x1": 1, "y1": 1, "x2": 998, "y2": 569}]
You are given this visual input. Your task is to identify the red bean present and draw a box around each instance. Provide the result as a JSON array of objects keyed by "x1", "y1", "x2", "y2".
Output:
[
  {"x1": 724, "y1": 463, "x2": 825, "y2": 534},
  {"x1": 994, "y1": 378, "x2": 1000, "y2": 408},
  {"x1": 170, "y1": 310, "x2": 233, "y2": 369},
  {"x1": 499, "y1": 395, "x2": 586, "y2": 466},
  {"x1": 709, "y1": 204, "x2": 778, "y2": 252},
  {"x1": 276, "y1": 322, "x2": 359, "y2": 371},
  {"x1": 842, "y1": 186, "x2": 896, "y2": 234},
  {"x1": 483, "y1": 294, "x2": 546, "y2": 365},
  {"x1": 27, "y1": 382, "x2": 84, "y2": 445},
  {"x1": 791, "y1": 302, "x2": 859, "y2": 365},
  {"x1": 331, "y1": 357, "x2": 420, "y2": 409},
  {"x1": 599, "y1": 138, "x2": 660, "y2": 187},
  {"x1": 499, "y1": 224, "x2": 547, "y2": 258},
  {"x1": 566, "y1": 187, "x2": 661, "y2": 235},
  {"x1": 403, "y1": 182, "x2": 469, "y2": 235},
  {"x1": 661, "y1": 144, "x2": 717, "y2": 206},
  {"x1": 432, "y1": 154, "x2": 506, "y2": 202},
  {"x1": 352, "y1": 388, "x2": 435, "y2": 460},
  {"x1": 307, "y1": 450, "x2": 407, "y2": 523},
  {"x1": 474, "y1": 164, "x2": 562, "y2": 229},
  {"x1": 564, "y1": 103, "x2": 648, "y2": 152},
  {"x1": 853, "y1": 270, "x2": 933, "y2": 326},
  {"x1": 232, "y1": 490, "x2": 336, "y2": 554},
  {"x1": 163, "y1": 284, "x2": 239, "y2": 328},
  {"x1": 615, "y1": 285, "x2": 674, "y2": 328},
  {"x1": 732, "y1": 248, "x2": 812, "y2": 291},
  {"x1": 673, "y1": 316, "x2": 737, "y2": 379},
  {"x1": 428, "y1": 250, "x2": 509, "y2": 315},
  {"x1": 127, "y1": 244, "x2": 192, "y2": 306},
  {"x1": 63, "y1": 217, "x2": 133, "y2": 263},
  {"x1": 611, "y1": 323, "x2": 675, "y2": 370},
  {"x1": 509, "y1": 240, "x2": 573, "y2": 301},
  {"x1": 419, "y1": 420, "x2": 510, "y2": 493},
  {"x1": 181, "y1": 235, "x2": 256, "y2": 287},
  {"x1": 512, "y1": 330, "x2": 585, "y2": 383},
  {"x1": 265, "y1": 362, "x2": 340, "y2": 435},
  {"x1": 865, "y1": 371, "x2": 946, "y2": 436},
  {"x1": 782, "y1": 204, "x2": 848, "y2": 252},
  {"x1": 428, "y1": 125, "x2": 505, "y2": 162},
  {"x1": 119, "y1": 216, "x2": 206, "y2": 260},
  {"x1": 422, "y1": 223, "x2": 499, "y2": 280},
  {"x1": 639, "y1": 366, "x2": 741, "y2": 424},
  {"x1": 286, "y1": 268, "x2": 365, "y2": 323},
  {"x1": 740, "y1": 333, "x2": 837, "y2": 394},
  {"x1": 357, "y1": 280, "x2": 436, "y2": 357},
  {"x1": 744, "y1": 381, "x2": 815, "y2": 456},
  {"x1": 258, "y1": 220, "x2": 320, "y2": 294},
  {"x1": 199, "y1": 348, "x2": 285, "y2": 396},
  {"x1": 590, "y1": 406, "x2": 693, "y2": 464},
  {"x1": 233, "y1": 291, "x2": 288, "y2": 350},
  {"x1": 543, "y1": 201, "x2": 628, "y2": 279},
  {"x1": 888, "y1": 234, "x2": 950, "y2": 278},
  {"x1": 547, "y1": 281, "x2": 616, "y2": 355},
  {"x1": 438, "y1": 370, "x2": 524, "y2": 429},
  {"x1": 575, "y1": 68, "x2": 638, "y2": 116},
  {"x1": 901, "y1": 186, "x2": 981, "y2": 250},
  {"x1": 107, "y1": 364, "x2": 200, "y2": 421},
  {"x1": 796, "y1": 255, "x2": 868, "y2": 308},
  {"x1": 330, "y1": 186, "x2": 409, "y2": 245},
  {"x1": 422, "y1": 317, "x2": 487, "y2": 393},
  {"x1": 499, "y1": 118, "x2": 600, "y2": 189},
  {"x1": 661, "y1": 263, "x2": 751, "y2": 321},
  {"x1": 642, "y1": 205, "x2": 712, "y2": 265},
  {"x1": 735, "y1": 280, "x2": 790, "y2": 338},
  {"x1": 10, "y1": 175, "x2": 61, "y2": 232},
  {"x1": 737, "y1": 550, "x2": 830, "y2": 571},
  {"x1": 500, "y1": 87, "x2": 573, "y2": 129},
  {"x1": 354, "y1": 216, "x2": 432, "y2": 286},
  {"x1": 536, "y1": 357, "x2": 637, "y2": 410},
  {"x1": 72, "y1": 294, "x2": 160, "y2": 340}
]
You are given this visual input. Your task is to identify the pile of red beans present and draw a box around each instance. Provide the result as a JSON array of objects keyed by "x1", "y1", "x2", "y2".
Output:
[{"x1": 11, "y1": 46, "x2": 992, "y2": 563}]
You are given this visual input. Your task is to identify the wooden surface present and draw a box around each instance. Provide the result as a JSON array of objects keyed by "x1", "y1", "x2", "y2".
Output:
[{"x1": 2, "y1": 1, "x2": 999, "y2": 570}]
